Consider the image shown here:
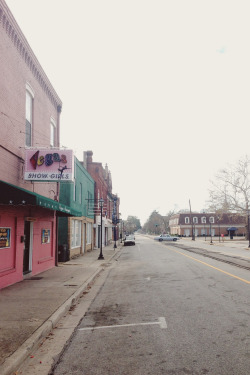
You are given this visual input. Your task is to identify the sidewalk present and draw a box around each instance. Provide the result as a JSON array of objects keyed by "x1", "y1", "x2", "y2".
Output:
[
  {"x1": 0, "y1": 242, "x2": 122, "y2": 375},
  {"x1": 146, "y1": 234, "x2": 250, "y2": 267},
  {"x1": 179, "y1": 236, "x2": 250, "y2": 260}
]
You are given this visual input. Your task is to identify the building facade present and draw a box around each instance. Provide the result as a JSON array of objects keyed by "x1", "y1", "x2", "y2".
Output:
[
  {"x1": 169, "y1": 212, "x2": 246, "y2": 238},
  {"x1": 0, "y1": 0, "x2": 77, "y2": 289},
  {"x1": 83, "y1": 151, "x2": 120, "y2": 248},
  {"x1": 58, "y1": 157, "x2": 95, "y2": 259}
]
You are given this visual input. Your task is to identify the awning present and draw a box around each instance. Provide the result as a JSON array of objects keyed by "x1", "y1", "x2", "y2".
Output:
[
  {"x1": 0, "y1": 181, "x2": 81, "y2": 217},
  {"x1": 227, "y1": 227, "x2": 238, "y2": 231}
]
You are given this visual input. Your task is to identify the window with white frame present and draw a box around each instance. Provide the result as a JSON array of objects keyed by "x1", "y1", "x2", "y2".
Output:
[
  {"x1": 201, "y1": 217, "x2": 206, "y2": 224},
  {"x1": 193, "y1": 217, "x2": 198, "y2": 224},
  {"x1": 50, "y1": 118, "x2": 56, "y2": 147},
  {"x1": 209, "y1": 216, "x2": 214, "y2": 223},
  {"x1": 71, "y1": 220, "x2": 81, "y2": 248},
  {"x1": 185, "y1": 217, "x2": 190, "y2": 224},
  {"x1": 25, "y1": 87, "x2": 34, "y2": 146},
  {"x1": 86, "y1": 222, "x2": 92, "y2": 245}
]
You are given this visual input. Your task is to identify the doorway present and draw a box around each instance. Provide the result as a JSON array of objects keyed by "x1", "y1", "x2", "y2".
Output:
[{"x1": 23, "y1": 221, "x2": 33, "y2": 274}]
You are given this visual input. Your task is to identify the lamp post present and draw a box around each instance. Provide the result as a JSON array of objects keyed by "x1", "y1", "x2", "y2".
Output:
[
  {"x1": 114, "y1": 224, "x2": 117, "y2": 249},
  {"x1": 217, "y1": 216, "x2": 221, "y2": 242},
  {"x1": 120, "y1": 218, "x2": 123, "y2": 243},
  {"x1": 189, "y1": 199, "x2": 195, "y2": 240},
  {"x1": 209, "y1": 217, "x2": 213, "y2": 244},
  {"x1": 112, "y1": 196, "x2": 117, "y2": 249},
  {"x1": 98, "y1": 198, "x2": 104, "y2": 260}
]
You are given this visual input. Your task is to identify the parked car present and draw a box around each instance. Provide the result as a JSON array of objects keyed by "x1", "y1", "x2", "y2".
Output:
[
  {"x1": 124, "y1": 234, "x2": 135, "y2": 246},
  {"x1": 154, "y1": 234, "x2": 179, "y2": 242}
]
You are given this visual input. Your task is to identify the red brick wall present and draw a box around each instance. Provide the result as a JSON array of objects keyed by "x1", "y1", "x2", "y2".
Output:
[{"x1": 0, "y1": 0, "x2": 62, "y2": 200}]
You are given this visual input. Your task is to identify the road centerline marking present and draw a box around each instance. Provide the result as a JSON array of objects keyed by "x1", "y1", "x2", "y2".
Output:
[
  {"x1": 171, "y1": 248, "x2": 250, "y2": 284},
  {"x1": 78, "y1": 317, "x2": 167, "y2": 331}
]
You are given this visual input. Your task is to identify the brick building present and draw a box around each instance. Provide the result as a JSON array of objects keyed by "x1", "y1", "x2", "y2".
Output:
[
  {"x1": 58, "y1": 157, "x2": 95, "y2": 260},
  {"x1": 169, "y1": 212, "x2": 246, "y2": 238},
  {"x1": 83, "y1": 151, "x2": 120, "y2": 248},
  {"x1": 0, "y1": 0, "x2": 76, "y2": 289}
]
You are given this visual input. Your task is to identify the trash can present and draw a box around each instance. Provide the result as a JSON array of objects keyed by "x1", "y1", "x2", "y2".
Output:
[{"x1": 58, "y1": 244, "x2": 70, "y2": 262}]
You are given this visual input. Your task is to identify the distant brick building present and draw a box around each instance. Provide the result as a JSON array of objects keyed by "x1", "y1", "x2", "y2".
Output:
[
  {"x1": 83, "y1": 151, "x2": 120, "y2": 248},
  {"x1": 169, "y1": 212, "x2": 246, "y2": 238},
  {"x1": 58, "y1": 157, "x2": 95, "y2": 260}
]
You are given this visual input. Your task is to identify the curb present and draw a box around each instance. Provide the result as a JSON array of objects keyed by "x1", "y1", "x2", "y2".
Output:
[{"x1": 1, "y1": 267, "x2": 103, "y2": 375}]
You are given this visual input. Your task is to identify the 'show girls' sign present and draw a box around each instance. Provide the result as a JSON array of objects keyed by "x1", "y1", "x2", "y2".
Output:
[{"x1": 24, "y1": 149, "x2": 74, "y2": 181}]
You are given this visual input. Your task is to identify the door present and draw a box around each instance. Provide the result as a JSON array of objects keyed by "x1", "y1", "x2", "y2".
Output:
[{"x1": 23, "y1": 221, "x2": 33, "y2": 274}]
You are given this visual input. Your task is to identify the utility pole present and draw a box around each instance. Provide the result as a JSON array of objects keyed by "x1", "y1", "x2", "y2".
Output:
[{"x1": 189, "y1": 199, "x2": 195, "y2": 240}]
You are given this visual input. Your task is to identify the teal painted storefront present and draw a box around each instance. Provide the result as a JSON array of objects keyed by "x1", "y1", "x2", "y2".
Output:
[{"x1": 58, "y1": 157, "x2": 95, "y2": 259}]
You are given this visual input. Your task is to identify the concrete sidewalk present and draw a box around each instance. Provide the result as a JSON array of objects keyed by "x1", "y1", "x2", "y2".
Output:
[
  {"x1": 179, "y1": 236, "x2": 250, "y2": 260},
  {"x1": 0, "y1": 243, "x2": 122, "y2": 375},
  {"x1": 147, "y1": 234, "x2": 250, "y2": 260}
]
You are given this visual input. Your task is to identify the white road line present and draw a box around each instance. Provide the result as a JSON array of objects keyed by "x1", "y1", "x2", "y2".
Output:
[
  {"x1": 158, "y1": 317, "x2": 167, "y2": 329},
  {"x1": 78, "y1": 317, "x2": 167, "y2": 331}
]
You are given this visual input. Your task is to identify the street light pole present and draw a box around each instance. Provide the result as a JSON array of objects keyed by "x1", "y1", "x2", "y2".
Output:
[
  {"x1": 218, "y1": 217, "x2": 221, "y2": 243},
  {"x1": 189, "y1": 199, "x2": 195, "y2": 240},
  {"x1": 120, "y1": 218, "x2": 123, "y2": 243},
  {"x1": 98, "y1": 198, "x2": 104, "y2": 260},
  {"x1": 114, "y1": 224, "x2": 117, "y2": 249},
  {"x1": 210, "y1": 220, "x2": 213, "y2": 244}
]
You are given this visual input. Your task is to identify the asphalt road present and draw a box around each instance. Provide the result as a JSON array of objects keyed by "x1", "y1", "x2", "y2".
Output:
[{"x1": 50, "y1": 235, "x2": 250, "y2": 375}]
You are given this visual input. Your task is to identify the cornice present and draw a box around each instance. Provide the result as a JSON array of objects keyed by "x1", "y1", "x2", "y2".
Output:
[{"x1": 0, "y1": 0, "x2": 62, "y2": 111}]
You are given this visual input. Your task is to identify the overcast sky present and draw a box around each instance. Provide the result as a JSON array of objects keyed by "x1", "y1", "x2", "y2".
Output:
[{"x1": 5, "y1": 0, "x2": 250, "y2": 225}]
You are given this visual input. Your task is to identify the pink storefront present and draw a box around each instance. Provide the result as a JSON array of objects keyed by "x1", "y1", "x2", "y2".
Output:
[{"x1": 0, "y1": 181, "x2": 79, "y2": 290}]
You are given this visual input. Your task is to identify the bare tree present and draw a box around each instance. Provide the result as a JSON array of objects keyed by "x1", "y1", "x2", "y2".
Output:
[
  {"x1": 142, "y1": 209, "x2": 176, "y2": 234},
  {"x1": 124, "y1": 216, "x2": 141, "y2": 234},
  {"x1": 208, "y1": 155, "x2": 250, "y2": 238},
  {"x1": 209, "y1": 156, "x2": 250, "y2": 212}
]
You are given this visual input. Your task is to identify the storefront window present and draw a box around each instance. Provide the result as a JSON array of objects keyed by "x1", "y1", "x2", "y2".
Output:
[
  {"x1": 86, "y1": 222, "x2": 92, "y2": 245},
  {"x1": 71, "y1": 220, "x2": 81, "y2": 248}
]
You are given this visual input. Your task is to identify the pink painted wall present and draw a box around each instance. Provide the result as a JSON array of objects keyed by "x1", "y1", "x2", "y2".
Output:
[{"x1": 0, "y1": 205, "x2": 56, "y2": 289}]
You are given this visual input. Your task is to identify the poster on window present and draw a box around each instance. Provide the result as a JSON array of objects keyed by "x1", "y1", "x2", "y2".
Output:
[
  {"x1": 0, "y1": 228, "x2": 11, "y2": 248},
  {"x1": 41, "y1": 229, "x2": 50, "y2": 244}
]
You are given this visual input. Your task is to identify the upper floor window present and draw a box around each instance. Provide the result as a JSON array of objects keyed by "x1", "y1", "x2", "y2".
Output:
[
  {"x1": 193, "y1": 217, "x2": 198, "y2": 224},
  {"x1": 185, "y1": 217, "x2": 190, "y2": 224},
  {"x1": 201, "y1": 217, "x2": 206, "y2": 224},
  {"x1": 50, "y1": 118, "x2": 56, "y2": 147},
  {"x1": 209, "y1": 216, "x2": 214, "y2": 224},
  {"x1": 25, "y1": 88, "x2": 34, "y2": 146}
]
